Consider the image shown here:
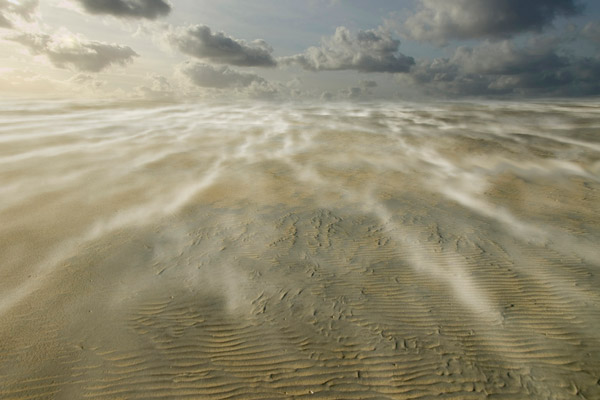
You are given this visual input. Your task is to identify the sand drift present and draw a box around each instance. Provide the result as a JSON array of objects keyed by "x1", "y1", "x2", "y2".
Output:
[{"x1": 1, "y1": 100, "x2": 599, "y2": 399}]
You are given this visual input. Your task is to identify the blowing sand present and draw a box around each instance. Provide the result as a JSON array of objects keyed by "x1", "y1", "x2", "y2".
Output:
[{"x1": 1, "y1": 99, "x2": 599, "y2": 399}]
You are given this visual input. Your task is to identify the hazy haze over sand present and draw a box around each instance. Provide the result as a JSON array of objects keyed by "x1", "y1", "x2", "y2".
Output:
[{"x1": 1, "y1": 99, "x2": 600, "y2": 399}]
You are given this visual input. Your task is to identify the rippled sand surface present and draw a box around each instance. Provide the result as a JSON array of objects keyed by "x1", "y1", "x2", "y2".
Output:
[{"x1": 1, "y1": 100, "x2": 600, "y2": 399}]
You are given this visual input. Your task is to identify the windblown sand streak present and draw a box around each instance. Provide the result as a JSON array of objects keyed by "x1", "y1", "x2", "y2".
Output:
[{"x1": 0, "y1": 100, "x2": 599, "y2": 399}]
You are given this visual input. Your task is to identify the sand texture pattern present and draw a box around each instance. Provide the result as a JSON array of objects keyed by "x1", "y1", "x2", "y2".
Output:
[{"x1": 1, "y1": 100, "x2": 599, "y2": 399}]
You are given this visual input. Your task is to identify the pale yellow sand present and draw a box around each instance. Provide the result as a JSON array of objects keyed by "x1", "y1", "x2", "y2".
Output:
[{"x1": 1, "y1": 100, "x2": 599, "y2": 399}]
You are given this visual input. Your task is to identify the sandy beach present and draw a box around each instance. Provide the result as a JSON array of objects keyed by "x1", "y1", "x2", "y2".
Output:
[{"x1": 1, "y1": 99, "x2": 599, "y2": 399}]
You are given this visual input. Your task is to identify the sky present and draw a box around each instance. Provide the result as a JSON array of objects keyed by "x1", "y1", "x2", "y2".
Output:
[{"x1": 1, "y1": 0, "x2": 599, "y2": 100}]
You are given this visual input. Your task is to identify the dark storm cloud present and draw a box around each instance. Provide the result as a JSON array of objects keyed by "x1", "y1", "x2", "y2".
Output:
[
  {"x1": 280, "y1": 26, "x2": 414, "y2": 73},
  {"x1": 405, "y1": 0, "x2": 583, "y2": 45},
  {"x1": 75, "y1": 0, "x2": 171, "y2": 20},
  {"x1": 168, "y1": 25, "x2": 277, "y2": 67},
  {"x1": 407, "y1": 38, "x2": 600, "y2": 96},
  {"x1": 0, "y1": 0, "x2": 38, "y2": 28},
  {"x1": 179, "y1": 62, "x2": 266, "y2": 88},
  {"x1": 11, "y1": 32, "x2": 138, "y2": 72}
]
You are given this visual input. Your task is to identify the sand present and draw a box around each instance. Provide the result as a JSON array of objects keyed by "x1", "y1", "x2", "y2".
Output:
[{"x1": 1, "y1": 99, "x2": 599, "y2": 399}]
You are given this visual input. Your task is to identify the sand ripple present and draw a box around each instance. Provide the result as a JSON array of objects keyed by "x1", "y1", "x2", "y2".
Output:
[{"x1": 1, "y1": 99, "x2": 599, "y2": 399}]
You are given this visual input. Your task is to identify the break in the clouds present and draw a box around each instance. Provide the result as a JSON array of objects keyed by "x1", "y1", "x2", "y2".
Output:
[
  {"x1": 11, "y1": 31, "x2": 138, "y2": 72},
  {"x1": 178, "y1": 62, "x2": 266, "y2": 89},
  {"x1": 0, "y1": 0, "x2": 38, "y2": 28},
  {"x1": 405, "y1": 0, "x2": 583, "y2": 45},
  {"x1": 406, "y1": 37, "x2": 600, "y2": 96},
  {"x1": 168, "y1": 25, "x2": 277, "y2": 67},
  {"x1": 281, "y1": 26, "x2": 414, "y2": 73},
  {"x1": 75, "y1": 0, "x2": 171, "y2": 20}
]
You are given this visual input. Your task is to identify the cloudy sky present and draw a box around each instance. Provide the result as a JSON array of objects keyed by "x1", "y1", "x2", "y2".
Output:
[{"x1": 1, "y1": 0, "x2": 599, "y2": 100}]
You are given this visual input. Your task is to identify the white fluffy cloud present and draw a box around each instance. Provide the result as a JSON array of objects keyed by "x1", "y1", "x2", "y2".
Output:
[{"x1": 280, "y1": 26, "x2": 414, "y2": 73}]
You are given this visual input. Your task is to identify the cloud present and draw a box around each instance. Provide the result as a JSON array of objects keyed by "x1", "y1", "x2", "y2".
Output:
[
  {"x1": 0, "y1": 68, "x2": 66, "y2": 95},
  {"x1": 244, "y1": 80, "x2": 279, "y2": 100},
  {"x1": 344, "y1": 87, "x2": 363, "y2": 99},
  {"x1": 341, "y1": 80, "x2": 379, "y2": 99},
  {"x1": 405, "y1": 37, "x2": 600, "y2": 96},
  {"x1": 67, "y1": 73, "x2": 107, "y2": 93},
  {"x1": 74, "y1": 0, "x2": 171, "y2": 20},
  {"x1": 0, "y1": 68, "x2": 108, "y2": 97},
  {"x1": 280, "y1": 26, "x2": 414, "y2": 73},
  {"x1": 178, "y1": 62, "x2": 266, "y2": 89},
  {"x1": 134, "y1": 74, "x2": 175, "y2": 99},
  {"x1": 582, "y1": 21, "x2": 600, "y2": 46},
  {"x1": 168, "y1": 25, "x2": 277, "y2": 67},
  {"x1": 0, "y1": 14, "x2": 9, "y2": 28},
  {"x1": 320, "y1": 91, "x2": 334, "y2": 101},
  {"x1": 11, "y1": 30, "x2": 138, "y2": 72},
  {"x1": 0, "y1": 0, "x2": 38, "y2": 28},
  {"x1": 360, "y1": 80, "x2": 378, "y2": 88},
  {"x1": 405, "y1": 0, "x2": 583, "y2": 45},
  {"x1": 175, "y1": 62, "x2": 278, "y2": 99},
  {"x1": 450, "y1": 37, "x2": 568, "y2": 75}
]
